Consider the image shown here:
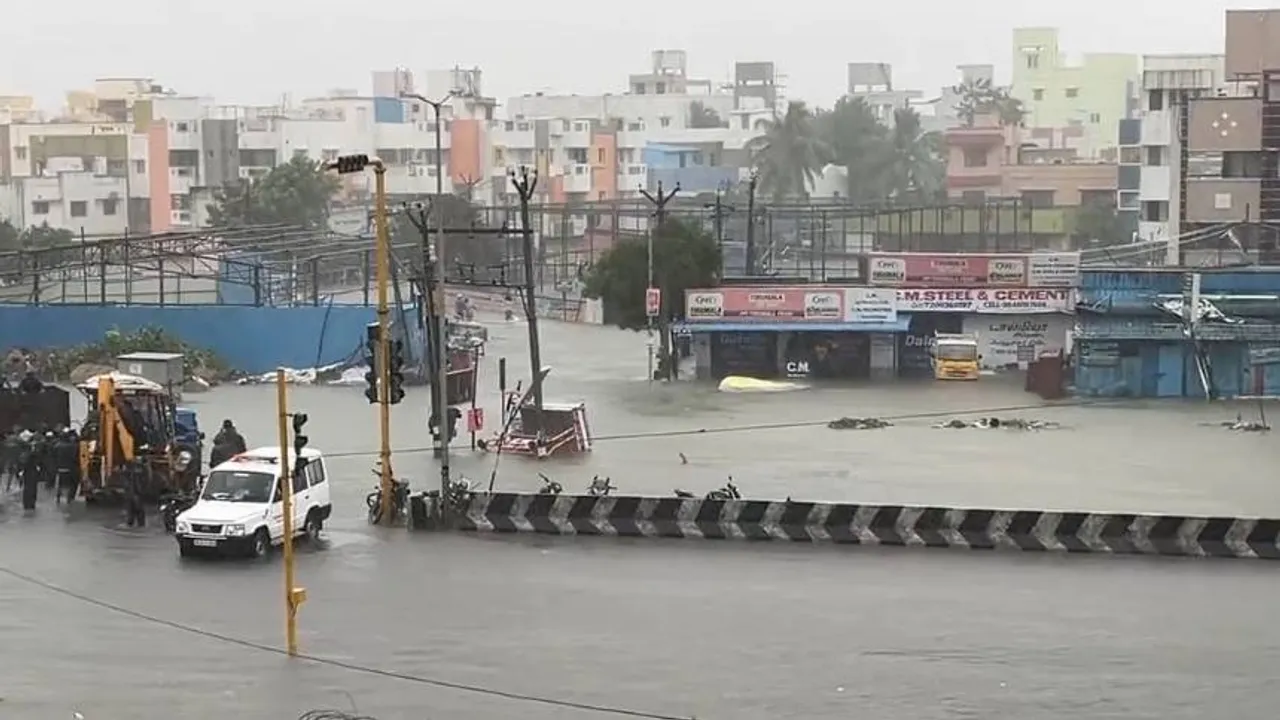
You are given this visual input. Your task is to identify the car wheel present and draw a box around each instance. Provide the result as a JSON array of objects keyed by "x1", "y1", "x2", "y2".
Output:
[
  {"x1": 304, "y1": 512, "x2": 323, "y2": 543},
  {"x1": 178, "y1": 541, "x2": 194, "y2": 559},
  {"x1": 250, "y1": 528, "x2": 271, "y2": 559}
]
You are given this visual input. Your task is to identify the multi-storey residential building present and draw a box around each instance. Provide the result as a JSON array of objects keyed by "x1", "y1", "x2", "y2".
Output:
[
  {"x1": 1011, "y1": 27, "x2": 1140, "y2": 159},
  {"x1": 1126, "y1": 54, "x2": 1226, "y2": 254},
  {"x1": 1176, "y1": 10, "x2": 1280, "y2": 264},
  {"x1": 846, "y1": 63, "x2": 922, "y2": 127}
]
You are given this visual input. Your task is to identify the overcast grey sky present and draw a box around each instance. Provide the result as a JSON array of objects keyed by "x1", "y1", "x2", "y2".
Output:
[{"x1": 0, "y1": 0, "x2": 1264, "y2": 110}]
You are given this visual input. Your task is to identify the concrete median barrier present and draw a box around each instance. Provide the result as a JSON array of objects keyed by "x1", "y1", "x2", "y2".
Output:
[{"x1": 453, "y1": 493, "x2": 1280, "y2": 560}]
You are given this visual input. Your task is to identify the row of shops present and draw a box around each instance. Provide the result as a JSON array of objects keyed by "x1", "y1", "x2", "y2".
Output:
[{"x1": 679, "y1": 286, "x2": 1075, "y2": 380}]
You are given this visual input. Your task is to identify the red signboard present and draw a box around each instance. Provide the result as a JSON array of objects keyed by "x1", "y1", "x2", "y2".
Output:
[
  {"x1": 685, "y1": 287, "x2": 843, "y2": 321},
  {"x1": 866, "y1": 253, "x2": 1080, "y2": 288},
  {"x1": 645, "y1": 287, "x2": 661, "y2": 317}
]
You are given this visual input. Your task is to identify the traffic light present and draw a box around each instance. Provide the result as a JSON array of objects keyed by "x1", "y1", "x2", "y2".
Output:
[
  {"x1": 291, "y1": 413, "x2": 310, "y2": 472},
  {"x1": 388, "y1": 339, "x2": 406, "y2": 405},
  {"x1": 364, "y1": 323, "x2": 379, "y2": 404},
  {"x1": 333, "y1": 154, "x2": 370, "y2": 174}
]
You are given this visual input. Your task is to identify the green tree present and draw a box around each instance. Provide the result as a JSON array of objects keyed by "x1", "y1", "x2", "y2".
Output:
[
  {"x1": 817, "y1": 96, "x2": 891, "y2": 202},
  {"x1": 752, "y1": 101, "x2": 830, "y2": 201},
  {"x1": 884, "y1": 107, "x2": 945, "y2": 202},
  {"x1": 0, "y1": 219, "x2": 18, "y2": 251},
  {"x1": 206, "y1": 154, "x2": 339, "y2": 229},
  {"x1": 1071, "y1": 199, "x2": 1129, "y2": 247},
  {"x1": 688, "y1": 101, "x2": 725, "y2": 129},
  {"x1": 584, "y1": 218, "x2": 721, "y2": 331}
]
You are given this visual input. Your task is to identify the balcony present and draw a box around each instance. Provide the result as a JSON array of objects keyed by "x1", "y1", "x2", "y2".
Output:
[
  {"x1": 944, "y1": 124, "x2": 1005, "y2": 148},
  {"x1": 1139, "y1": 166, "x2": 1172, "y2": 201},
  {"x1": 562, "y1": 163, "x2": 592, "y2": 193},
  {"x1": 1139, "y1": 110, "x2": 1172, "y2": 146},
  {"x1": 647, "y1": 166, "x2": 739, "y2": 194},
  {"x1": 552, "y1": 119, "x2": 593, "y2": 149}
]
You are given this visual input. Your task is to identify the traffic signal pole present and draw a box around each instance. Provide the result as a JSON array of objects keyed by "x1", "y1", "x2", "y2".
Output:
[{"x1": 325, "y1": 154, "x2": 395, "y2": 527}]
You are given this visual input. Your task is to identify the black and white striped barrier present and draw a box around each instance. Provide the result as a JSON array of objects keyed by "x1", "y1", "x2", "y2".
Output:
[{"x1": 447, "y1": 493, "x2": 1280, "y2": 560}]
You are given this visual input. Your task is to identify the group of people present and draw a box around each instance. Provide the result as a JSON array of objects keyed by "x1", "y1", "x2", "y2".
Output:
[{"x1": 0, "y1": 425, "x2": 81, "y2": 510}]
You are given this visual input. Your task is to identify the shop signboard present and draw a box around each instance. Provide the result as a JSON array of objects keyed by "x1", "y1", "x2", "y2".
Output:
[
  {"x1": 895, "y1": 288, "x2": 1074, "y2": 314},
  {"x1": 867, "y1": 252, "x2": 1080, "y2": 288},
  {"x1": 683, "y1": 288, "x2": 845, "y2": 321},
  {"x1": 845, "y1": 288, "x2": 898, "y2": 323}
]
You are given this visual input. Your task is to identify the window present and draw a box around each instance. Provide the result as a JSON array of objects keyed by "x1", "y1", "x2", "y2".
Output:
[
  {"x1": 632, "y1": 83, "x2": 645, "y2": 95},
  {"x1": 597, "y1": 148, "x2": 605, "y2": 163},
  {"x1": 1025, "y1": 53, "x2": 1040, "y2": 70},
  {"x1": 102, "y1": 198, "x2": 118, "y2": 216},
  {"x1": 1089, "y1": 113, "x2": 1101, "y2": 124},
  {"x1": 1118, "y1": 191, "x2": 1139, "y2": 210},
  {"x1": 1119, "y1": 146, "x2": 1142, "y2": 164},
  {"x1": 1080, "y1": 189, "x2": 1114, "y2": 207},
  {"x1": 1145, "y1": 146, "x2": 1165, "y2": 166},
  {"x1": 175, "y1": 121, "x2": 189, "y2": 132},
  {"x1": 962, "y1": 147, "x2": 988, "y2": 167},
  {"x1": 14, "y1": 146, "x2": 27, "y2": 160},
  {"x1": 1032, "y1": 89, "x2": 1045, "y2": 101},
  {"x1": 69, "y1": 200, "x2": 87, "y2": 217},
  {"x1": 1141, "y1": 201, "x2": 1169, "y2": 222},
  {"x1": 656, "y1": 82, "x2": 666, "y2": 95},
  {"x1": 1222, "y1": 151, "x2": 1264, "y2": 178},
  {"x1": 1021, "y1": 190, "x2": 1056, "y2": 208},
  {"x1": 660, "y1": 117, "x2": 671, "y2": 128},
  {"x1": 1148, "y1": 90, "x2": 1165, "y2": 111},
  {"x1": 134, "y1": 159, "x2": 146, "y2": 173},
  {"x1": 627, "y1": 122, "x2": 643, "y2": 131},
  {"x1": 292, "y1": 467, "x2": 307, "y2": 494},
  {"x1": 1065, "y1": 87, "x2": 1079, "y2": 99},
  {"x1": 31, "y1": 200, "x2": 49, "y2": 215}
]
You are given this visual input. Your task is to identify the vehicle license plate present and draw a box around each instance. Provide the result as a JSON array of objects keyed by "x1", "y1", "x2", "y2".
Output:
[{"x1": 193, "y1": 539, "x2": 218, "y2": 547}]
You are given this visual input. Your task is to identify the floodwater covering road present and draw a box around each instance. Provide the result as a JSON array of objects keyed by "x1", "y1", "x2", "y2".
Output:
[{"x1": 2, "y1": 316, "x2": 1279, "y2": 719}]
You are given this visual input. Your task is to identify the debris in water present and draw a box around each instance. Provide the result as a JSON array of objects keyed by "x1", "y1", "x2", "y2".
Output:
[
  {"x1": 1219, "y1": 413, "x2": 1270, "y2": 432},
  {"x1": 827, "y1": 417, "x2": 893, "y2": 430},
  {"x1": 932, "y1": 418, "x2": 1060, "y2": 430}
]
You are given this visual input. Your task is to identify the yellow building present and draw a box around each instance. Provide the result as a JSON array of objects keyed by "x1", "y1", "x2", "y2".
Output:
[{"x1": 1010, "y1": 27, "x2": 1139, "y2": 159}]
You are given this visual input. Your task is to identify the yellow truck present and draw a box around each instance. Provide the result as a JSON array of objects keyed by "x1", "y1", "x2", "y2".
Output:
[{"x1": 931, "y1": 332, "x2": 980, "y2": 381}]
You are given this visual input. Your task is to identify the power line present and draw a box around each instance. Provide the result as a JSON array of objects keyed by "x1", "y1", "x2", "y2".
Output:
[
  {"x1": 0, "y1": 566, "x2": 693, "y2": 720},
  {"x1": 322, "y1": 397, "x2": 1121, "y2": 461}
]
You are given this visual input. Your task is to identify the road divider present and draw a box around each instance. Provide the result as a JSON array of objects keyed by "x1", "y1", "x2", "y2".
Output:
[{"x1": 448, "y1": 493, "x2": 1280, "y2": 560}]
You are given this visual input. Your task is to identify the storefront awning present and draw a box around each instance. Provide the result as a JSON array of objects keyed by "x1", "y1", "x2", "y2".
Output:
[{"x1": 675, "y1": 314, "x2": 913, "y2": 334}]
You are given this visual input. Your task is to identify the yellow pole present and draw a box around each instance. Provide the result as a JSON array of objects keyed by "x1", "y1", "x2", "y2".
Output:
[
  {"x1": 373, "y1": 164, "x2": 395, "y2": 526},
  {"x1": 276, "y1": 369, "x2": 301, "y2": 656}
]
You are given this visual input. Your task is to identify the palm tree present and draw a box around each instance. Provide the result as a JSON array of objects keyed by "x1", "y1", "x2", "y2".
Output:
[
  {"x1": 819, "y1": 96, "x2": 891, "y2": 203},
  {"x1": 884, "y1": 107, "x2": 945, "y2": 202},
  {"x1": 952, "y1": 77, "x2": 996, "y2": 127},
  {"x1": 751, "y1": 101, "x2": 829, "y2": 201}
]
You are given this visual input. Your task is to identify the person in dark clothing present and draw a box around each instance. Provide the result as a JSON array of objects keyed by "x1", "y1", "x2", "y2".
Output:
[
  {"x1": 20, "y1": 436, "x2": 40, "y2": 510},
  {"x1": 210, "y1": 420, "x2": 247, "y2": 469},
  {"x1": 123, "y1": 460, "x2": 147, "y2": 528},
  {"x1": 53, "y1": 429, "x2": 79, "y2": 504},
  {"x1": 0, "y1": 427, "x2": 20, "y2": 492}
]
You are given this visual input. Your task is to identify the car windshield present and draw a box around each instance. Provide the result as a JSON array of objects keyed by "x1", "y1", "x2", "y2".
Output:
[
  {"x1": 200, "y1": 470, "x2": 275, "y2": 503},
  {"x1": 937, "y1": 343, "x2": 978, "y2": 361}
]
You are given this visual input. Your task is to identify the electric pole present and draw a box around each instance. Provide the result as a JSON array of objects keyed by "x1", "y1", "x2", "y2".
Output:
[
  {"x1": 639, "y1": 181, "x2": 680, "y2": 381},
  {"x1": 744, "y1": 171, "x2": 759, "y2": 276},
  {"x1": 510, "y1": 167, "x2": 545, "y2": 436},
  {"x1": 704, "y1": 186, "x2": 734, "y2": 251}
]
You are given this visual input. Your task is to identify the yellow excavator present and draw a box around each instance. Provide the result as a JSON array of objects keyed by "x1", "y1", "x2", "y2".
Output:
[{"x1": 77, "y1": 372, "x2": 202, "y2": 502}]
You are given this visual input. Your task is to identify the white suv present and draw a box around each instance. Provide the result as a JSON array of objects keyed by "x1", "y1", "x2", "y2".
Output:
[{"x1": 174, "y1": 447, "x2": 332, "y2": 559}]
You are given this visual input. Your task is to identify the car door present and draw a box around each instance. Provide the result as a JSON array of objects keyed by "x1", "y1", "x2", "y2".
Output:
[
  {"x1": 268, "y1": 478, "x2": 286, "y2": 541},
  {"x1": 291, "y1": 463, "x2": 310, "y2": 535}
]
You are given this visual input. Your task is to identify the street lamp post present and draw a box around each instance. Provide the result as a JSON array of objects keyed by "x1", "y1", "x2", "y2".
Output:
[{"x1": 400, "y1": 90, "x2": 456, "y2": 506}]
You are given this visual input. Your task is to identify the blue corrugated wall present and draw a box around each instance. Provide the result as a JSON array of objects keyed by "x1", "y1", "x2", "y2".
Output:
[{"x1": 0, "y1": 304, "x2": 402, "y2": 373}]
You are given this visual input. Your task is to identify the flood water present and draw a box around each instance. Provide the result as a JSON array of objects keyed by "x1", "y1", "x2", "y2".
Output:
[{"x1": 1, "y1": 315, "x2": 1278, "y2": 719}]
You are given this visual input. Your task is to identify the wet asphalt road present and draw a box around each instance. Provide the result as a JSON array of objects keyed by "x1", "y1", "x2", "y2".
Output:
[{"x1": 2, "y1": 316, "x2": 1279, "y2": 719}]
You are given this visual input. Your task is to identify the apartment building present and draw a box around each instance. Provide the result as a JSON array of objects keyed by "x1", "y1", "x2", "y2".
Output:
[
  {"x1": 944, "y1": 114, "x2": 1118, "y2": 208},
  {"x1": 1011, "y1": 27, "x2": 1140, "y2": 159},
  {"x1": 846, "y1": 63, "x2": 922, "y2": 127},
  {"x1": 1128, "y1": 54, "x2": 1227, "y2": 254}
]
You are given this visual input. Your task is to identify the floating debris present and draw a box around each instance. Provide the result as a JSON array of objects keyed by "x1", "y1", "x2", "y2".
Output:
[
  {"x1": 1218, "y1": 414, "x2": 1271, "y2": 432},
  {"x1": 933, "y1": 417, "x2": 1061, "y2": 430},
  {"x1": 827, "y1": 417, "x2": 893, "y2": 430}
]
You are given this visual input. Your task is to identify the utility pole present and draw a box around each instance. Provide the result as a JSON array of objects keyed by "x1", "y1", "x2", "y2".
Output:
[
  {"x1": 744, "y1": 171, "x2": 759, "y2": 276},
  {"x1": 510, "y1": 167, "x2": 545, "y2": 436},
  {"x1": 704, "y1": 185, "x2": 735, "y2": 251},
  {"x1": 639, "y1": 181, "x2": 680, "y2": 381},
  {"x1": 401, "y1": 90, "x2": 456, "y2": 503}
]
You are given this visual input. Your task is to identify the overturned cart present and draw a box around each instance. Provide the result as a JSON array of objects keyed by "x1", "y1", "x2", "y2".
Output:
[{"x1": 77, "y1": 372, "x2": 203, "y2": 502}]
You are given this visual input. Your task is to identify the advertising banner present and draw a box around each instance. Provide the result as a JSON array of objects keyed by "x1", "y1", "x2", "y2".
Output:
[
  {"x1": 868, "y1": 253, "x2": 1080, "y2": 288},
  {"x1": 895, "y1": 288, "x2": 1074, "y2": 314},
  {"x1": 684, "y1": 288, "x2": 845, "y2": 321},
  {"x1": 845, "y1": 288, "x2": 898, "y2": 323}
]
